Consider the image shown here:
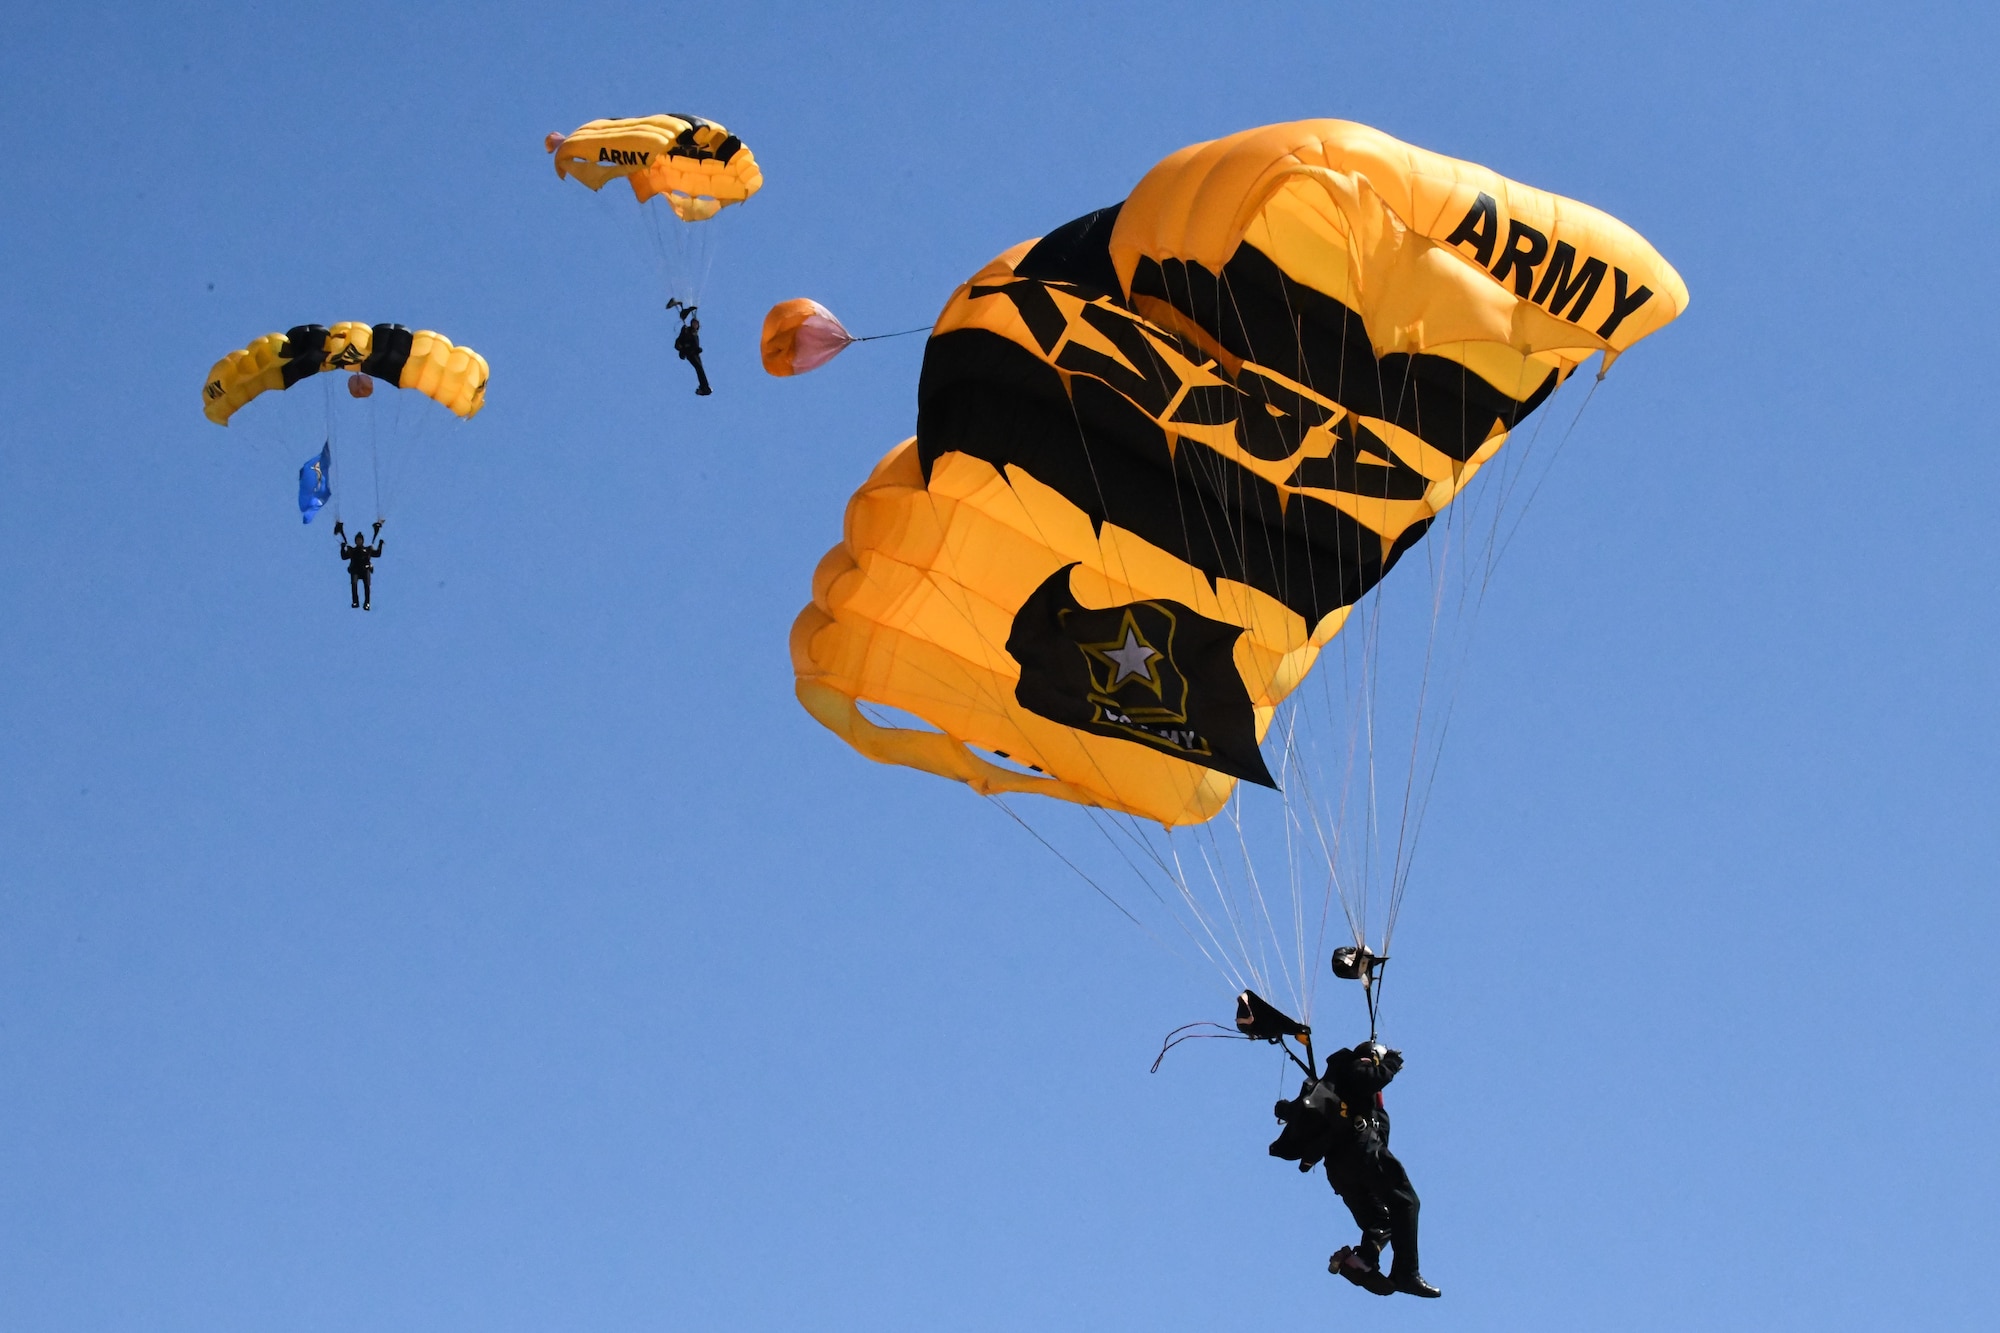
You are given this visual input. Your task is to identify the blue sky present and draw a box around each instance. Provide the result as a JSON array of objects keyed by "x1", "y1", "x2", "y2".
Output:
[{"x1": 3, "y1": 2, "x2": 1996, "y2": 1329}]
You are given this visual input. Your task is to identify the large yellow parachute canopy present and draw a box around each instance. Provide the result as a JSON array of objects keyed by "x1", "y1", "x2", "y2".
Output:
[
  {"x1": 202, "y1": 323, "x2": 489, "y2": 426},
  {"x1": 794, "y1": 120, "x2": 1687, "y2": 827},
  {"x1": 546, "y1": 114, "x2": 762, "y2": 222}
]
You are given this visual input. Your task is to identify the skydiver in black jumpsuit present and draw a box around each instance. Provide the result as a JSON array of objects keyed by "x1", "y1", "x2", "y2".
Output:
[
  {"x1": 334, "y1": 520, "x2": 383, "y2": 610},
  {"x1": 672, "y1": 305, "x2": 712, "y2": 396},
  {"x1": 1271, "y1": 1042, "x2": 1439, "y2": 1298}
]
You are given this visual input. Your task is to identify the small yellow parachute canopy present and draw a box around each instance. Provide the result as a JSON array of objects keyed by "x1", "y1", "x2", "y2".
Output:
[
  {"x1": 761, "y1": 299, "x2": 857, "y2": 376},
  {"x1": 546, "y1": 114, "x2": 762, "y2": 222},
  {"x1": 202, "y1": 323, "x2": 489, "y2": 426},
  {"x1": 793, "y1": 120, "x2": 1687, "y2": 827}
]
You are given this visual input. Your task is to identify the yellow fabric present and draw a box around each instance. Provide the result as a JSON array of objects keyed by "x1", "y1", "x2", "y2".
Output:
[
  {"x1": 1110, "y1": 119, "x2": 1687, "y2": 364},
  {"x1": 547, "y1": 114, "x2": 762, "y2": 216},
  {"x1": 201, "y1": 323, "x2": 489, "y2": 426},
  {"x1": 794, "y1": 121, "x2": 1685, "y2": 826},
  {"x1": 795, "y1": 438, "x2": 1298, "y2": 824}
]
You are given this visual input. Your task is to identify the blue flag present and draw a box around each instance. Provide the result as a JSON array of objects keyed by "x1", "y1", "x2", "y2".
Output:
[{"x1": 299, "y1": 442, "x2": 331, "y2": 523}]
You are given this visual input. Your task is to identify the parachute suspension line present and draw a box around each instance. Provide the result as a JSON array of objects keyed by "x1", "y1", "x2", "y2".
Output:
[
  {"x1": 898, "y1": 416, "x2": 1256, "y2": 999},
  {"x1": 317, "y1": 376, "x2": 343, "y2": 529},
  {"x1": 906, "y1": 453, "x2": 1240, "y2": 991},
  {"x1": 1162, "y1": 261, "x2": 1326, "y2": 1017},
  {"x1": 1384, "y1": 356, "x2": 1540, "y2": 955},
  {"x1": 1161, "y1": 826, "x2": 1253, "y2": 993},
  {"x1": 1381, "y1": 353, "x2": 1602, "y2": 957},
  {"x1": 989, "y1": 794, "x2": 1154, "y2": 937},
  {"x1": 1074, "y1": 802, "x2": 1257, "y2": 993},
  {"x1": 1380, "y1": 524, "x2": 1448, "y2": 955},
  {"x1": 1191, "y1": 819, "x2": 1262, "y2": 995},
  {"x1": 1281, "y1": 716, "x2": 1347, "y2": 1022},
  {"x1": 1486, "y1": 363, "x2": 1603, "y2": 594},
  {"x1": 368, "y1": 387, "x2": 384, "y2": 522},
  {"x1": 1014, "y1": 277, "x2": 1303, "y2": 1004},
  {"x1": 1274, "y1": 709, "x2": 1317, "y2": 1019},
  {"x1": 845, "y1": 326, "x2": 933, "y2": 343},
  {"x1": 1306, "y1": 293, "x2": 1371, "y2": 969},
  {"x1": 1380, "y1": 375, "x2": 1455, "y2": 956},
  {"x1": 1338, "y1": 334, "x2": 1412, "y2": 965},
  {"x1": 1091, "y1": 811, "x2": 1247, "y2": 990},
  {"x1": 1221, "y1": 770, "x2": 1294, "y2": 1009},
  {"x1": 1363, "y1": 955, "x2": 1389, "y2": 1042}
]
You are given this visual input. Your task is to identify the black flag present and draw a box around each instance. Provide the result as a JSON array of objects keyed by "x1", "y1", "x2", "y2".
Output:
[{"x1": 1006, "y1": 564, "x2": 1277, "y2": 788}]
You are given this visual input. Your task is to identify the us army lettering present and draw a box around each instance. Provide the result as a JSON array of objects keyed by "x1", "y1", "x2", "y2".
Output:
[{"x1": 1443, "y1": 192, "x2": 1654, "y2": 339}]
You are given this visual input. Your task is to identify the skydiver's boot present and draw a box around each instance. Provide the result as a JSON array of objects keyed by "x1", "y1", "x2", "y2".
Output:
[
  {"x1": 1329, "y1": 1247, "x2": 1395, "y2": 1297},
  {"x1": 1390, "y1": 1272, "x2": 1441, "y2": 1299}
]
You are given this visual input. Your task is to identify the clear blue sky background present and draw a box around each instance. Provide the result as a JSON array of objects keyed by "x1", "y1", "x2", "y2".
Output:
[{"x1": 3, "y1": 2, "x2": 1996, "y2": 1329}]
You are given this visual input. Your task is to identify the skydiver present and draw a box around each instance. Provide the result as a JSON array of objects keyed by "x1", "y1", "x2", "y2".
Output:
[
  {"x1": 1271, "y1": 1042, "x2": 1439, "y2": 1298},
  {"x1": 334, "y1": 519, "x2": 384, "y2": 610},
  {"x1": 671, "y1": 302, "x2": 712, "y2": 396}
]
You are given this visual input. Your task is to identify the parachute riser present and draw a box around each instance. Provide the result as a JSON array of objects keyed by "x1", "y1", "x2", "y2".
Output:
[
  {"x1": 1232, "y1": 988, "x2": 1315, "y2": 1078},
  {"x1": 1332, "y1": 946, "x2": 1389, "y2": 1044},
  {"x1": 1363, "y1": 958, "x2": 1387, "y2": 1044},
  {"x1": 1291, "y1": 1030, "x2": 1316, "y2": 1080}
]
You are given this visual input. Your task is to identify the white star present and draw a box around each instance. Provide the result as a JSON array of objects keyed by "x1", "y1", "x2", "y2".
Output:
[{"x1": 1102, "y1": 628, "x2": 1159, "y2": 686}]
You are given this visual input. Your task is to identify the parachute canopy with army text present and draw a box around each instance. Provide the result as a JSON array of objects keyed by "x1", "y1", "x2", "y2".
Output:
[
  {"x1": 793, "y1": 120, "x2": 1686, "y2": 828},
  {"x1": 545, "y1": 114, "x2": 762, "y2": 222}
]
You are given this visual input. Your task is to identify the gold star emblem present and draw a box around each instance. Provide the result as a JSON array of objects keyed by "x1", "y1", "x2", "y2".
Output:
[{"x1": 1081, "y1": 611, "x2": 1163, "y2": 697}]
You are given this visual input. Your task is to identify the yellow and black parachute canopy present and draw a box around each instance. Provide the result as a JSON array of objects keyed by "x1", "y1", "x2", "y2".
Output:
[
  {"x1": 793, "y1": 120, "x2": 1687, "y2": 827},
  {"x1": 201, "y1": 323, "x2": 489, "y2": 426},
  {"x1": 546, "y1": 114, "x2": 762, "y2": 222}
]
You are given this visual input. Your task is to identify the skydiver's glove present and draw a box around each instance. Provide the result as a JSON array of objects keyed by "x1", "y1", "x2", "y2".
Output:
[
  {"x1": 333, "y1": 521, "x2": 345, "y2": 535},
  {"x1": 372, "y1": 520, "x2": 383, "y2": 534},
  {"x1": 1382, "y1": 1049, "x2": 1404, "y2": 1075}
]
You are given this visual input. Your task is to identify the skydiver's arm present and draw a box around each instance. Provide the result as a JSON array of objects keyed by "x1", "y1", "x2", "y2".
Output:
[{"x1": 1339, "y1": 1058, "x2": 1393, "y2": 1099}]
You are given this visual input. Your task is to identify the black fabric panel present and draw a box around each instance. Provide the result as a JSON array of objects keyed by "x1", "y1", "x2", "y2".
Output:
[
  {"x1": 359, "y1": 323, "x2": 414, "y2": 386},
  {"x1": 968, "y1": 278, "x2": 1070, "y2": 354},
  {"x1": 278, "y1": 324, "x2": 329, "y2": 388},
  {"x1": 918, "y1": 328, "x2": 1393, "y2": 625},
  {"x1": 1006, "y1": 564, "x2": 1277, "y2": 787},
  {"x1": 1286, "y1": 418, "x2": 1433, "y2": 500},
  {"x1": 1130, "y1": 245, "x2": 1559, "y2": 461},
  {"x1": 1014, "y1": 204, "x2": 1126, "y2": 301},
  {"x1": 1237, "y1": 989, "x2": 1310, "y2": 1039}
]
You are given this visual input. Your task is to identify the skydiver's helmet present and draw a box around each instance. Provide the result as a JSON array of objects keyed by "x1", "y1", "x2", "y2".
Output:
[{"x1": 1356, "y1": 1041, "x2": 1386, "y2": 1063}]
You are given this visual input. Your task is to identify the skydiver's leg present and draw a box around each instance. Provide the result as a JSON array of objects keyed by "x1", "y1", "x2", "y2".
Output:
[
  {"x1": 360, "y1": 571, "x2": 372, "y2": 611},
  {"x1": 690, "y1": 351, "x2": 712, "y2": 396},
  {"x1": 349, "y1": 571, "x2": 361, "y2": 608},
  {"x1": 1365, "y1": 1150, "x2": 1422, "y2": 1281},
  {"x1": 1325, "y1": 1155, "x2": 1392, "y2": 1266}
]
